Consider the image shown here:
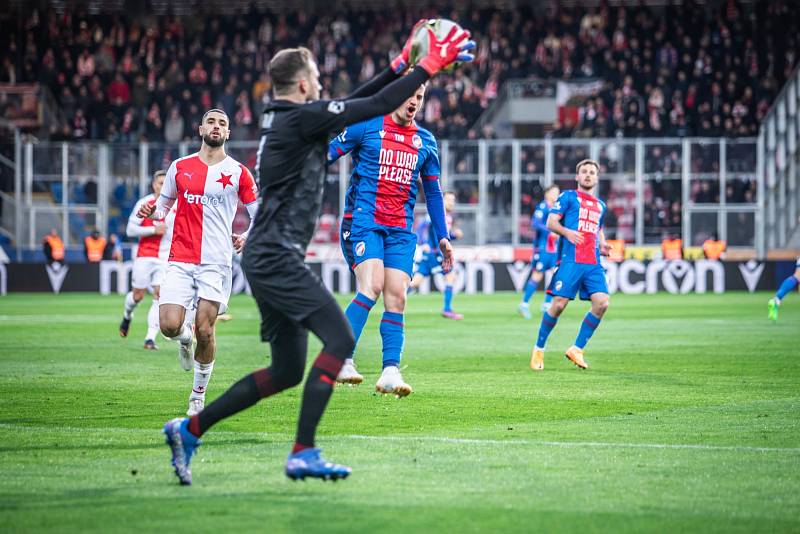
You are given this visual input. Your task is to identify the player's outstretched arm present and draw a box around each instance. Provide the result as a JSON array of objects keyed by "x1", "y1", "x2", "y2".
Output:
[{"x1": 301, "y1": 27, "x2": 474, "y2": 138}]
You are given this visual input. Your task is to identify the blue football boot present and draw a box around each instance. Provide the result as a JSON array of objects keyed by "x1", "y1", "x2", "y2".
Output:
[
  {"x1": 285, "y1": 448, "x2": 351, "y2": 481},
  {"x1": 163, "y1": 417, "x2": 201, "y2": 485}
]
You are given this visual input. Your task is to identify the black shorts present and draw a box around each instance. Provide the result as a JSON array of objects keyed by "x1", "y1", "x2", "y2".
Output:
[{"x1": 242, "y1": 244, "x2": 337, "y2": 342}]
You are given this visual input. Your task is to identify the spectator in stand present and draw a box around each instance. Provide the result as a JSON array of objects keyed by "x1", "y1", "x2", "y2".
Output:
[
  {"x1": 164, "y1": 107, "x2": 184, "y2": 143},
  {"x1": 144, "y1": 102, "x2": 163, "y2": 142},
  {"x1": 0, "y1": 1, "x2": 796, "y2": 143},
  {"x1": 108, "y1": 72, "x2": 131, "y2": 107}
]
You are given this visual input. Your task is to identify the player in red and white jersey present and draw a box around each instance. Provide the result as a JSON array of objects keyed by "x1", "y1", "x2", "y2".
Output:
[
  {"x1": 139, "y1": 108, "x2": 259, "y2": 416},
  {"x1": 119, "y1": 169, "x2": 176, "y2": 349}
]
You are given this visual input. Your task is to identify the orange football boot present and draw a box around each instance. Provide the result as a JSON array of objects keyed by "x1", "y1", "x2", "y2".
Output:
[
  {"x1": 530, "y1": 348, "x2": 544, "y2": 371},
  {"x1": 565, "y1": 346, "x2": 589, "y2": 369}
]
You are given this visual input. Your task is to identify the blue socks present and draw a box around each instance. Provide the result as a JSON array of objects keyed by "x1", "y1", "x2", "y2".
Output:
[
  {"x1": 575, "y1": 312, "x2": 602, "y2": 349},
  {"x1": 522, "y1": 279, "x2": 537, "y2": 304},
  {"x1": 344, "y1": 292, "x2": 375, "y2": 356},
  {"x1": 536, "y1": 312, "x2": 558, "y2": 349},
  {"x1": 776, "y1": 275, "x2": 799, "y2": 301},
  {"x1": 380, "y1": 312, "x2": 404, "y2": 368},
  {"x1": 443, "y1": 285, "x2": 454, "y2": 312}
]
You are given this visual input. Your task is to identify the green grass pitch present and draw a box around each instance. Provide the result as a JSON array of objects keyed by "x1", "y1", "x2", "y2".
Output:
[{"x1": 0, "y1": 291, "x2": 798, "y2": 533}]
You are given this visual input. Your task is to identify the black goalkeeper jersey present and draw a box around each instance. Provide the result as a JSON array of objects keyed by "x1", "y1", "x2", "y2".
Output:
[{"x1": 247, "y1": 67, "x2": 430, "y2": 257}]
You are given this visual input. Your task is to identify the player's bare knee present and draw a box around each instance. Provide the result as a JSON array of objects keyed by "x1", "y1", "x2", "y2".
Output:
[
  {"x1": 383, "y1": 290, "x2": 406, "y2": 313},
  {"x1": 593, "y1": 298, "x2": 610, "y2": 317},
  {"x1": 364, "y1": 280, "x2": 383, "y2": 300},
  {"x1": 160, "y1": 322, "x2": 181, "y2": 338},
  {"x1": 132, "y1": 288, "x2": 146, "y2": 302},
  {"x1": 549, "y1": 298, "x2": 568, "y2": 316},
  {"x1": 195, "y1": 324, "x2": 215, "y2": 344},
  {"x1": 159, "y1": 314, "x2": 181, "y2": 337}
]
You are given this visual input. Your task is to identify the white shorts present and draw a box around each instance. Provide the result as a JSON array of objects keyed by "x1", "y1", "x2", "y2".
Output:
[
  {"x1": 160, "y1": 262, "x2": 232, "y2": 313},
  {"x1": 131, "y1": 257, "x2": 167, "y2": 290}
]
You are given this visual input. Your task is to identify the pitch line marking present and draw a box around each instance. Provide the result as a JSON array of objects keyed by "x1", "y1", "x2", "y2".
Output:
[
  {"x1": 341, "y1": 434, "x2": 800, "y2": 453},
  {"x1": 0, "y1": 424, "x2": 797, "y2": 454}
]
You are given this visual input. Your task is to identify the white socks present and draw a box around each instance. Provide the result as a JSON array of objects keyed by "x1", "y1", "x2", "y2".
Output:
[
  {"x1": 145, "y1": 299, "x2": 160, "y2": 341},
  {"x1": 123, "y1": 291, "x2": 138, "y2": 320},
  {"x1": 190, "y1": 360, "x2": 214, "y2": 401}
]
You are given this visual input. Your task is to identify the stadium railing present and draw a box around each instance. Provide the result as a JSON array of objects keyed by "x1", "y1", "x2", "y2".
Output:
[
  {"x1": 760, "y1": 62, "x2": 800, "y2": 252},
  {"x1": 8, "y1": 136, "x2": 764, "y2": 258}
]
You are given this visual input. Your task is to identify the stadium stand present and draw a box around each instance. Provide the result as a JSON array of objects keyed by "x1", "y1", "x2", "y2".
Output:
[{"x1": 0, "y1": 1, "x2": 796, "y2": 143}]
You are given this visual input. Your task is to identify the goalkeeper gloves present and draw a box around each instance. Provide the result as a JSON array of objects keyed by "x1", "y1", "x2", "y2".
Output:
[
  {"x1": 416, "y1": 24, "x2": 476, "y2": 75},
  {"x1": 391, "y1": 19, "x2": 427, "y2": 74}
]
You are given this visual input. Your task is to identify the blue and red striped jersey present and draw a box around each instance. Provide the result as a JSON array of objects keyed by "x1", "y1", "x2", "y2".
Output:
[
  {"x1": 550, "y1": 190, "x2": 606, "y2": 265},
  {"x1": 532, "y1": 201, "x2": 559, "y2": 254},
  {"x1": 329, "y1": 115, "x2": 440, "y2": 233},
  {"x1": 416, "y1": 212, "x2": 454, "y2": 248}
]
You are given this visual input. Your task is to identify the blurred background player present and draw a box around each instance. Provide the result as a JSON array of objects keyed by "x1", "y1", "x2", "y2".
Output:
[
  {"x1": 410, "y1": 191, "x2": 463, "y2": 320},
  {"x1": 768, "y1": 258, "x2": 800, "y2": 321},
  {"x1": 161, "y1": 26, "x2": 475, "y2": 485},
  {"x1": 329, "y1": 81, "x2": 453, "y2": 396},
  {"x1": 119, "y1": 169, "x2": 175, "y2": 349},
  {"x1": 530, "y1": 159, "x2": 610, "y2": 371},
  {"x1": 518, "y1": 185, "x2": 560, "y2": 319},
  {"x1": 138, "y1": 109, "x2": 259, "y2": 416}
]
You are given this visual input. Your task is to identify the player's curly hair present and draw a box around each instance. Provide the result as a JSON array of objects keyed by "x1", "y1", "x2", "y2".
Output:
[
  {"x1": 575, "y1": 159, "x2": 600, "y2": 174},
  {"x1": 269, "y1": 47, "x2": 313, "y2": 96}
]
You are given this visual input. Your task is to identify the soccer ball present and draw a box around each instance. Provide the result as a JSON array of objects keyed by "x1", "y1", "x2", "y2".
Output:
[{"x1": 409, "y1": 18, "x2": 470, "y2": 73}]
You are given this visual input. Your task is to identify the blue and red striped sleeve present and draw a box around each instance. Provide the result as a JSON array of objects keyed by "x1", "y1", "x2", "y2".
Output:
[{"x1": 328, "y1": 120, "x2": 366, "y2": 163}]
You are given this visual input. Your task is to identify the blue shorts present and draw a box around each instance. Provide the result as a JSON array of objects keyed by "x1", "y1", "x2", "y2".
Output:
[
  {"x1": 414, "y1": 250, "x2": 443, "y2": 277},
  {"x1": 547, "y1": 261, "x2": 609, "y2": 301},
  {"x1": 340, "y1": 219, "x2": 416, "y2": 277},
  {"x1": 534, "y1": 251, "x2": 558, "y2": 273}
]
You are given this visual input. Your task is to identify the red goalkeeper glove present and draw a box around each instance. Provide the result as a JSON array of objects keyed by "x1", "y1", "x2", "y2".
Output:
[
  {"x1": 416, "y1": 25, "x2": 476, "y2": 76},
  {"x1": 391, "y1": 19, "x2": 428, "y2": 74}
]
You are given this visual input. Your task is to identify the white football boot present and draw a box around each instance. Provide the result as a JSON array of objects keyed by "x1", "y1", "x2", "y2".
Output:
[
  {"x1": 375, "y1": 366, "x2": 412, "y2": 397},
  {"x1": 178, "y1": 340, "x2": 194, "y2": 371},
  {"x1": 336, "y1": 358, "x2": 364, "y2": 385},
  {"x1": 186, "y1": 398, "x2": 204, "y2": 417}
]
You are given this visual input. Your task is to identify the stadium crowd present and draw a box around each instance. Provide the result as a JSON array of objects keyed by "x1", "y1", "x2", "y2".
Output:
[
  {"x1": 0, "y1": 1, "x2": 797, "y2": 143},
  {"x1": 0, "y1": 1, "x2": 792, "y2": 250}
]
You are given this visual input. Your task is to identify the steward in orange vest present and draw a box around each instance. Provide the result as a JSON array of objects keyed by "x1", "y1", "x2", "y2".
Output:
[
  {"x1": 42, "y1": 229, "x2": 65, "y2": 263},
  {"x1": 702, "y1": 239, "x2": 726, "y2": 260},
  {"x1": 661, "y1": 237, "x2": 683, "y2": 260},
  {"x1": 84, "y1": 230, "x2": 107, "y2": 263},
  {"x1": 605, "y1": 239, "x2": 625, "y2": 262}
]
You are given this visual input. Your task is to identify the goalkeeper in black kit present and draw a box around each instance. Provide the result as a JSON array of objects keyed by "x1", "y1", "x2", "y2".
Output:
[{"x1": 163, "y1": 21, "x2": 476, "y2": 484}]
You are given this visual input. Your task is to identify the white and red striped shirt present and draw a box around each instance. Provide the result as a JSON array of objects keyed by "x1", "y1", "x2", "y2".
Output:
[
  {"x1": 158, "y1": 153, "x2": 259, "y2": 266},
  {"x1": 127, "y1": 194, "x2": 176, "y2": 260}
]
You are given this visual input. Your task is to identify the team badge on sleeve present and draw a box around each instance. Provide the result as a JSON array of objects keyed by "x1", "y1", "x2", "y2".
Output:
[{"x1": 327, "y1": 101, "x2": 345, "y2": 114}]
